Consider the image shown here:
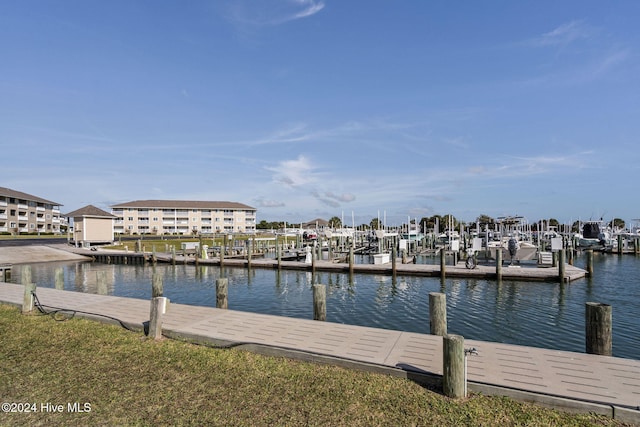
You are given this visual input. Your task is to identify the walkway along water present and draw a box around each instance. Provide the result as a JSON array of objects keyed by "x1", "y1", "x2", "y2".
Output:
[{"x1": 1, "y1": 278, "x2": 639, "y2": 423}]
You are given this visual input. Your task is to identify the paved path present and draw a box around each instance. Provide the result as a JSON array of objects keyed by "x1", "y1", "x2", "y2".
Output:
[{"x1": 1, "y1": 282, "x2": 638, "y2": 422}]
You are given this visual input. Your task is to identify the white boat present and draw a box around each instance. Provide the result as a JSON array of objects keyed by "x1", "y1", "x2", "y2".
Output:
[{"x1": 577, "y1": 221, "x2": 612, "y2": 248}]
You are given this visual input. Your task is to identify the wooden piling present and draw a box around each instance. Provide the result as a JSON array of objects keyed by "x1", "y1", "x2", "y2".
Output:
[
  {"x1": 443, "y1": 334, "x2": 465, "y2": 398},
  {"x1": 429, "y1": 292, "x2": 447, "y2": 336},
  {"x1": 585, "y1": 302, "x2": 612, "y2": 356},
  {"x1": 618, "y1": 235, "x2": 623, "y2": 255},
  {"x1": 440, "y1": 248, "x2": 446, "y2": 279},
  {"x1": 586, "y1": 249, "x2": 594, "y2": 276},
  {"x1": 22, "y1": 266, "x2": 35, "y2": 314},
  {"x1": 313, "y1": 284, "x2": 326, "y2": 321},
  {"x1": 216, "y1": 278, "x2": 228, "y2": 309},
  {"x1": 220, "y1": 239, "x2": 225, "y2": 267},
  {"x1": 152, "y1": 272, "x2": 163, "y2": 298},
  {"x1": 392, "y1": 246, "x2": 397, "y2": 276},
  {"x1": 348, "y1": 247, "x2": 354, "y2": 275},
  {"x1": 277, "y1": 237, "x2": 281, "y2": 270},
  {"x1": 496, "y1": 248, "x2": 502, "y2": 280},
  {"x1": 148, "y1": 296, "x2": 168, "y2": 340},
  {"x1": 558, "y1": 249, "x2": 566, "y2": 283}
]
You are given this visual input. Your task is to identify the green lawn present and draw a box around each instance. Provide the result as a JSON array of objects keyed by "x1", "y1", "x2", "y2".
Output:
[{"x1": 0, "y1": 304, "x2": 631, "y2": 426}]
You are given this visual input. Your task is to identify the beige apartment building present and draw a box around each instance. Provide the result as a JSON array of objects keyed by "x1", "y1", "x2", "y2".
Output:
[
  {"x1": 0, "y1": 186, "x2": 63, "y2": 234},
  {"x1": 111, "y1": 200, "x2": 257, "y2": 235}
]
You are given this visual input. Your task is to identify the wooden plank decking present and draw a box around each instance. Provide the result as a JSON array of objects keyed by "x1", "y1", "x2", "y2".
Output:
[{"x1": 1, "y1": 282, "x2": 638, "y2": 422}]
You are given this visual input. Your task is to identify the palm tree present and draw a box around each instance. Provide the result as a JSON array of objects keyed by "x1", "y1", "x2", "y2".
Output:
[{"x1": 328, "y1": 216, "x2": 342, "y2": 229}]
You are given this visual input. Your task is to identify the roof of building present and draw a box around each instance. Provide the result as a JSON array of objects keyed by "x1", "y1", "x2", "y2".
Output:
[
  {"x1": 302, "y1": 218, "x2": 330, "y2": 228},
  {"x1": 65, "y1": 205, "x2": 117, "y2": 218},
  {"x1": 110, "y1": 200, "x2": 256, "y2": 210},
  {"x1": 0, "y1": 186, "x2": 62, "y2": 206}
]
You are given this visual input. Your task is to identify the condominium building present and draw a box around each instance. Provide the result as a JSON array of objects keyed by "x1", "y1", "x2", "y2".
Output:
[
  {"x1": 0, "y1": 186, "x2": 63, "y2": 234},
  {"x1": 111, "y1": 200, "x2": 257, "y2": 235}
]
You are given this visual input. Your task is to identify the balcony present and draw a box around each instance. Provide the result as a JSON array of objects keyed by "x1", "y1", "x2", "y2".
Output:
[{"x1": 36, "y1": 206, "x2": 45, "y2": 212}]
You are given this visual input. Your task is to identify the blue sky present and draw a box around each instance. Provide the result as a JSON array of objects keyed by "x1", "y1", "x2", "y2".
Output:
[{"x1": 1, "y1": 1, "x2": 638, "y2": 226}]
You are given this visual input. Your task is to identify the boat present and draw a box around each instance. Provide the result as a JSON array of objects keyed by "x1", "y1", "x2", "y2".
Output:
[{"x1": 577, "y1": 221, "x2": 612, "y2": 248}]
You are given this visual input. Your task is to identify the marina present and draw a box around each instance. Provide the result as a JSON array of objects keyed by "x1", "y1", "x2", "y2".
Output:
[
  {"x1": 2, "y1": 243, "x2": 640, "y2": 421},
  {"x1": 2, "y1": 244, "x2": 638, "y2": 360}
]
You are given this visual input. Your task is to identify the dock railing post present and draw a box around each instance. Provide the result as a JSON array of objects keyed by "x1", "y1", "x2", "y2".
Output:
[
  {"x1": 585, "y1": 302, "x2": 612, "y2": 356},
  {"x1": 429, "y1": 292, "x2": 447, "y2": 336},
  {"x1": 313, "y1": 284, "x2": 326, "y2": 321},
  {"x1": 21, "y1": 266, "x2": 35, "y2": 314},
  {"x1": 149, "y1": 296, "x2": 168, "y2": 340},
  {"x1": 443, "y1": 334, "x2": 465, "y2": 398},
  {"x1": 216, "y1": 278, "x2": 228, "y2": 309}
]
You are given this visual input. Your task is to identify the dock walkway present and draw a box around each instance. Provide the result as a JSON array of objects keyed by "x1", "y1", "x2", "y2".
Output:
[
  {"x1": 83, "y1": 247, "x2": 587, "y2": 282},
  {"x1": 0, "y1": 282, "x2": 638, "y2": 422}
]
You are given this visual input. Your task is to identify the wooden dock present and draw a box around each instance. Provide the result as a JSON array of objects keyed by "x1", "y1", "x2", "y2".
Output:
[
  {"x1": 79, "y1": 248, "x2": 588, "y2": 282},
  {"x1": 0, "y1": 282, "x2": 638, "y2": 422}
]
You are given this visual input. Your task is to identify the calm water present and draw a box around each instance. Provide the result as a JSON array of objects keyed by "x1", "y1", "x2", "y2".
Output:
[{"x1": 12, "y1": 252, "x2": 640, "y2": 360}]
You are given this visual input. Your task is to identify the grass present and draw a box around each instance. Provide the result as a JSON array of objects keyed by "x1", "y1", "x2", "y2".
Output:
[{"x1": 0, "y1": 303, "x2": 633, "y2": 427}]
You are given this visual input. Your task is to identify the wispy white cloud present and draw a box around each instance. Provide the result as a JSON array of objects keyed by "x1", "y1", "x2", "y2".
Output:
[
  {"x1": 290, "y1": 0, "x2": 325, "y2": 21},
  {"x1": 225, "y1": 0, "x2": 325, "y2": 27},
  {"x1": 250, "y1": 122, "x2": 312, "y2": 145},
  {"x1": 530, "y1": 20, "x2": 591, "y2": 47}
]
